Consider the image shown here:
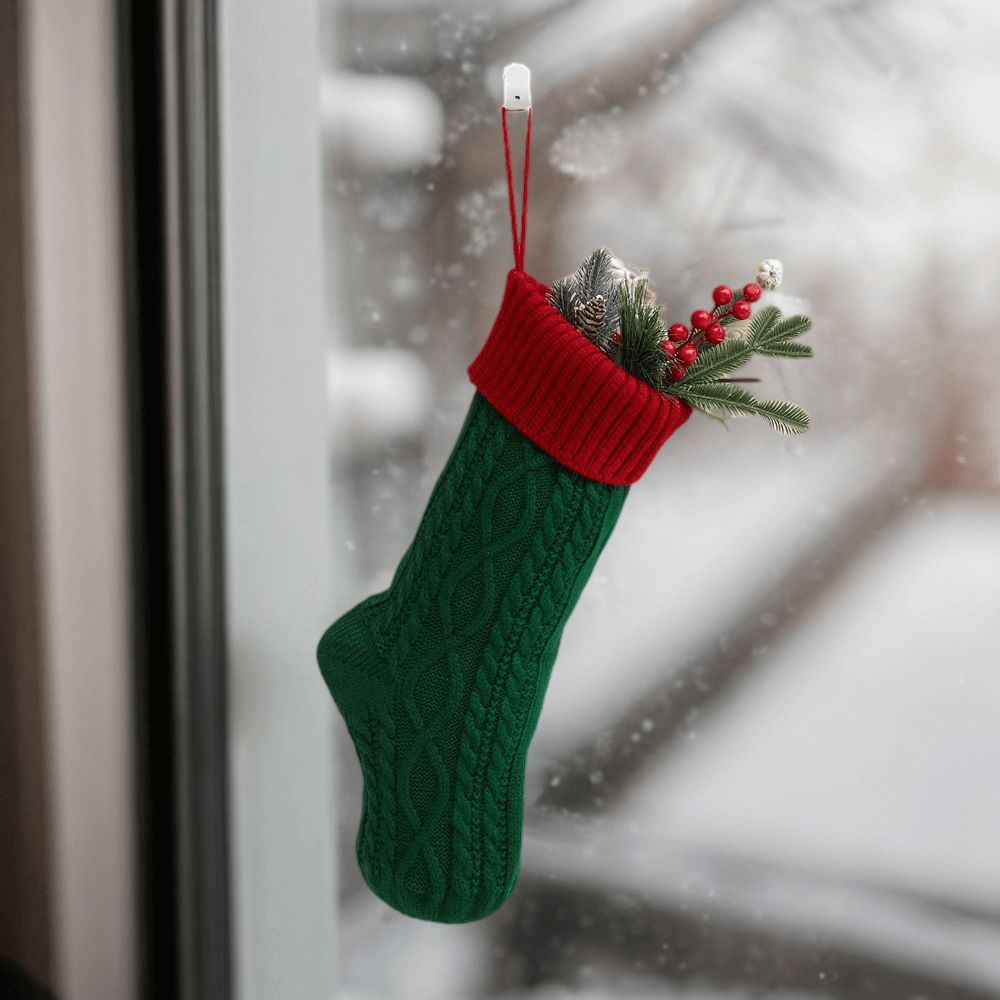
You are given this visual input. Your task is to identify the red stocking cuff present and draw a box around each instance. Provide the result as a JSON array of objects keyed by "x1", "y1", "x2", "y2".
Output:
[{"x1": 468, "y1": 270, "x2": 691, "y2": 486}]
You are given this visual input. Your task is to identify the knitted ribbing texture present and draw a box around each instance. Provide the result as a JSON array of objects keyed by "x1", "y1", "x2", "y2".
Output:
[{"x1": 469, "y1": 270, "x2": 691, "y2": 485}]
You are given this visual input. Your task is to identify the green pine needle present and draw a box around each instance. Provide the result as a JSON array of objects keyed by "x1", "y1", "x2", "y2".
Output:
[
  {"x1": 618, "y1": 280, "x2": 668, "y2": 390},
  {"x1": 668, "y1": 381, "x2": 762, "y2": 418},
  {"x1": 576, "y1": 248, "x2": 613, "y2": 302},
  {"x1": 682, "y1": 339, "x2": 753, "y2": 383},
  {"x1": 752, "y1": 341, "x2": 814, "y2": 359},
  {"x1": 669, "y1": 382, "x2": 810, "y2": 436},
  {"x1": 743, "y1": 305, "x2": 782, "y2": 348},
  {"x1": 753, "y1": 398, "x2": 810, "y2": 435},
  {"x1": 547, "y1": 279, "x2": 577, "y2": 323},
  {"x1": 769, "y1": 315, "x2": 812, "y2": 340},
  {"x1": 750, "y1": 314, "x2": 813, "y2": 351}
]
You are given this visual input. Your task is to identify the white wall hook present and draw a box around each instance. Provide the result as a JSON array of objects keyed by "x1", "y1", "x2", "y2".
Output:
[{"x1": 503, "y1": 63, "x2": 531, "y2": 111}]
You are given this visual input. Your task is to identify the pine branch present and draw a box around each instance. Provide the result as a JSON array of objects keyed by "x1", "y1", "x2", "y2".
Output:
[
  {"x1": 769, "y1": 315, "x2": 812, "y2": 340},
  {"x1": 549, "y1": 250, "x2": 623, "y2": 348},
  {"x1": 744, "y1": 305, "x2": 782, "y2": 348},
  {"x1": 671, "y1": 383, "x2": 810, "y2": 435},
  {"x1": 574, "y1": 248, "x2": 616, "y2": 304},
  {"x1": 682, "y1": 338, "x2": 753, "y2": 383},
  {"x1": 750, "y1": 314, "x2": 813, "y2": 351},
  {"x1": 618, "y1": 280, "x2": 668, "y2": 390},
  {"x1": 547, "y1": 279, "x2": 578, "y2": 325},
  {"x1": 668, "y1": 381, "x2": 762, "y2": 418},
  {"x1": 753, "y1": 398, "x2": 810, "y2": 436},
  {"x1": 752, "y1": 341, "x2": 814, "y2": 359}
]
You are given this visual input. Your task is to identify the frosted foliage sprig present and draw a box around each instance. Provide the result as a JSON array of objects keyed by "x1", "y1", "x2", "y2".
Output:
[
  {"x1": 548, "y1": 248, "x2": 622, "y2": 351},
  {"x1": 548, "y1": 251, "x2": 814, "y2": 435}
]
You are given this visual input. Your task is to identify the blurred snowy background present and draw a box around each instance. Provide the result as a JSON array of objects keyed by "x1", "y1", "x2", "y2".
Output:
[{"x1": 319, "y1": 0, "x2": 1000, "y2": 997}]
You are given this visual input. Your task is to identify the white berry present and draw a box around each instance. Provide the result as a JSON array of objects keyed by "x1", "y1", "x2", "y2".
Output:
[{"x1": 756, "y1": 259, "x2": 782, "y2": 290}]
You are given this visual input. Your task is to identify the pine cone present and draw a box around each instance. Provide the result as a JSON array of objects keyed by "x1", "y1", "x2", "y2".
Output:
[{"x1": 575, "y1": 295, "x2": 606, "y2": 341}]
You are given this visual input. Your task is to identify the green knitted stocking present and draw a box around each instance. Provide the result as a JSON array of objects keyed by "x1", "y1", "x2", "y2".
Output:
[{"x1": 318, "y1": 393, "x2": 627, "y2": 922}]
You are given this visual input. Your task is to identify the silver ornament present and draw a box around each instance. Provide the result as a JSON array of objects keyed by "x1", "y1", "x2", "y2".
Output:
[
  {"x1": 756, "y1": 259, "x2": 783, "y2": 290},
  {"x1": 608, "y1": 253, "x2": 651, "y2": 298}
]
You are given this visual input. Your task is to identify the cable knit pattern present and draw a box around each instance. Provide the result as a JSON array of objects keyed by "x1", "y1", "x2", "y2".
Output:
[
  {"x1": 319, "y1": 395, "x2": 626, "y2": 921},
  {"x1": 318, "y1": 274, "x2": 691, "y2": 922}
]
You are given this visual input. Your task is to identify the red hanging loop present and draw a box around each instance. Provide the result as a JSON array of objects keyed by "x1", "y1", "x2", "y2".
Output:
[{"x1": 502, "y1": 106, "x2": 532, "y2": 272}]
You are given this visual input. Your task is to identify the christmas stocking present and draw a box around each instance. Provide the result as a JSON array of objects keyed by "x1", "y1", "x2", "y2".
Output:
[{"x1": 318, "y1": 268, "x2": 690, "y2": 922}]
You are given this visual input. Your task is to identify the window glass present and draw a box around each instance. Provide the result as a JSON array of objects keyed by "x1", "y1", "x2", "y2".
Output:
[{"x1": 321, "y1": 1, "x2": 1000, "y2": 996}]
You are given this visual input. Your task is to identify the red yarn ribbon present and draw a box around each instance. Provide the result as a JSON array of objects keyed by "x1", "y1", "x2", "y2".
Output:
[{"x1": 501, "y1": 106, "x2": 532, "y2": 272}]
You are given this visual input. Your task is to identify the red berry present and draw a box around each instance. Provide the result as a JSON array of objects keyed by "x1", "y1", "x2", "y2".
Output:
[
  {"x1": 671, "y1": 362, "x2": 686, "y2": 381},
  {"x1": 691, "y1": 310, "x2": 711, "y2": 330},
  {"x1": 705, "y1": 324, "x2": 726, "y2": 345},
  {"x1": 660, "y1": 340, "x2": 677, "y2": 355},
  {"x1": 742, "y1": 283, "x2": 762, "y2": 302},
  {"x1": 712, "y1": 285, "x2": 733, "y2": 306},
  {"x1": 668, "y1": 323, "x2": 688, "y2": 342},
  {"x1": 613, "y1": 330, "x2": 622, "y2": 343},
  {"x1": 731, "y1": 300, "x2": 752, "y2": 320},
  {"x1": 678, "y1": 344, "x2": 699, "y2": 365}
]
